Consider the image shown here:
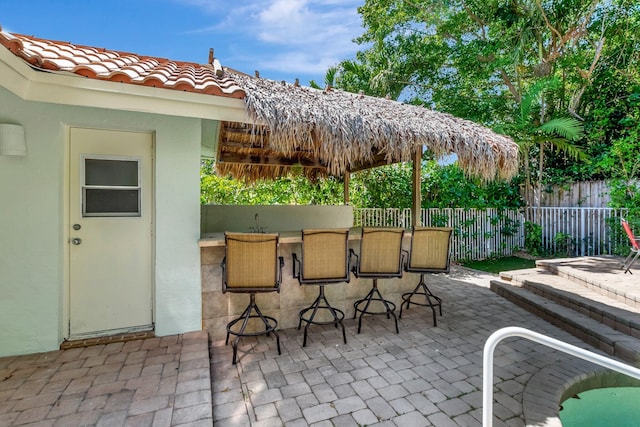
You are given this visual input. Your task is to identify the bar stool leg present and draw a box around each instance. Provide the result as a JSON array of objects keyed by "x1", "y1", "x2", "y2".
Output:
[
  {"x1": 299, "y1": 285, "x2": 346, "y2": 347},
  {"x1": 399, "y1": 275, "x2": 442, "y2": 327},
  {"x1": 353, "y1": 279, "x2": 398, "y2": 334},
  {"x1": 226, "y1": 293, "x2": 281, "y2": 365}
]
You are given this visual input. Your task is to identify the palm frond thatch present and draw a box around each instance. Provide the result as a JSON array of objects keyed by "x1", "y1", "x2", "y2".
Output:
[{"x1": 220, "y1": 72, "x2": 519, "y2": 181}]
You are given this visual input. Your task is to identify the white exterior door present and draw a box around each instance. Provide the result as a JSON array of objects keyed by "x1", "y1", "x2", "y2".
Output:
[{"x1": 69, "y1": 128, "x2": 153, "y2": 338}]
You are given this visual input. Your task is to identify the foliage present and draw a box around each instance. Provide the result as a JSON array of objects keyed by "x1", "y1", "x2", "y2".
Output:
[
  {"x1": 350, "y1": 159, "x2": 524, "y2": 209},
  {"x1": 200, "y1": 160, "x2": 343, "y2": 205},
  {"x1": 608, "y1": 179, "x2": 640, "y2": 228},
  {"x1": 595, "y1": 88, "x2": 640, "y2": 225},
  {"x1": 600, "y1": 84, "x2": 640, "y2": 232},
  {"x1": 560, "y1": 67, "x2": 640, "y2": 184},
  {"x1": 202, "y1": 161, "x2": 528, "y2": 259},
  {"x1": 309, "y1": 66, "x2": 338, "y2": 90},
  {"x1": 421, "y1": 161, "x2": 524, "y2": 208},
  {"x1": 349, "y1": 163, "x2": 413, "y2": 208},
  {"x1": 553, "y1": 232, "x2": 575, "y2": 257},
  {"x1": 201, "y1": 158, "x2": 524, "y2": 209},
  {"x1": 524, "y1": 221, "x2": 544, "y2": 255}
]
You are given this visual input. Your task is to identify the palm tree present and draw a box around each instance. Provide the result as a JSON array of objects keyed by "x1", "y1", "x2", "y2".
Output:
[
  {"x1": 309, "y1": 66, "x2": 338, "y2": 90},
  {"x1": 497, "y1": 78, "x2": 587, "y2": 221}
]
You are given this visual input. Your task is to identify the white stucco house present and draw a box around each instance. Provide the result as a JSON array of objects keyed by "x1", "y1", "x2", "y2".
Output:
[{"x1": 0, "y1": 29, "x2": 250, "y2": 357}]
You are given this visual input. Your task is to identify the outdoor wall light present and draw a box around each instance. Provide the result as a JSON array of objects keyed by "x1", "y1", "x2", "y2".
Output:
[{"x1": 0, "y1": 124, "x2": 26, "y2": 156}]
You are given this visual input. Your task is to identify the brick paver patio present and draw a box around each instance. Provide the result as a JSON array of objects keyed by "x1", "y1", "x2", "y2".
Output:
[
  {"x1": 209, "y1": 266, "x2": 607, "y2": 426},
  {"x1": 1, "y1": 263, "x2": 625, "y2": 426},
  {"x1": 0, "y1": 331, "x2": 212, "y2": 426}
]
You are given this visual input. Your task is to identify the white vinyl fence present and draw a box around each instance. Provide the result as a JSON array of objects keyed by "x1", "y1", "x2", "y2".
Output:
[
  {"x1": 353, "y1": 208, "x2": 525, "y2": 261},
  {"x1": 526, "y1": 207, "x2": 628, "y2": 256},
  {"x1": 354, "y1": 207, "x2": 629, "y2": 260}
]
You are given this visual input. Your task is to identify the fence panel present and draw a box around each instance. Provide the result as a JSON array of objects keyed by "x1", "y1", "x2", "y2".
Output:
[
  {"x1": 354, "y1": 208, "x2": 525, "y2": 261},
  {"x1": 354, "y1": 206, "x2": 629, "y2": 260},
  {"x1": 524, "y1": 181, "x2": 613, "y2": 207},
  {"x1": 527, "y1": 207, "x2": 627, "y2": 256},
  {"x1": 353, "y1": 208, "x2": 412, "y2": 228}
]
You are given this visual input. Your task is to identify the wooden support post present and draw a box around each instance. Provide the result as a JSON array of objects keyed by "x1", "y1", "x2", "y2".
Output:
[{"x1": 412, "y1": 149, "x2": 422, "y2": 227}]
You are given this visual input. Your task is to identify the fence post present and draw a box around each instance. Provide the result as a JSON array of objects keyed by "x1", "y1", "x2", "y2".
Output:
[{"x1": 580, "y1": 208, "x2": 586, "y2": 256}]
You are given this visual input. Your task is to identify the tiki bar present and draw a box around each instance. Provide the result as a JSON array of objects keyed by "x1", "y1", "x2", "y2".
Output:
[{"x1": 199, "y1": 72, "x2": 519, "y2": 362}]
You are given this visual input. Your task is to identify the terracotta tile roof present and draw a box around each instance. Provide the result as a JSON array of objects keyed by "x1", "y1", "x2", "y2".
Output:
[{"x1": 0, "y1": 29, "x2": 245, "y2": 99}]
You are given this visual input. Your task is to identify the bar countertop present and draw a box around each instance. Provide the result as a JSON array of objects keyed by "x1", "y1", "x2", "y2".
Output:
[{"x1": 198, "y1": 228, "x2": 372, "y2": 247}]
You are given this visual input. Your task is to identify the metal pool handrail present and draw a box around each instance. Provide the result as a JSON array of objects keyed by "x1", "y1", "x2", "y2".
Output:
[{"x1": 483, "y1": 326, "x2": 640, "y2": 427}]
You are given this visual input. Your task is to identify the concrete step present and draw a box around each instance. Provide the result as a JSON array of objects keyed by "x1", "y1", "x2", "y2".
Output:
[
  {"x1": 499, "y1": 268, "x2": 640, "y2": 339},
  {"x1": 536, "y1": 257, "x2": 640, "y2": 310},
  {"x1": 490, "y1": 279, "x2": 640, "y2": 367}
]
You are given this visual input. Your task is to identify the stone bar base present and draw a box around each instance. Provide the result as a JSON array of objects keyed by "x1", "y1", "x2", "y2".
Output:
[{"x1": 201, "y1": 235, "x2": 428, "y2": 341}]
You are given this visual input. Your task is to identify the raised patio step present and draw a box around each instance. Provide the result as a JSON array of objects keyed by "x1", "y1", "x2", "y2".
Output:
[
  {"x1": 501, "y1": 269, "x2": 640, "y2": 339},
  {"x1": 490, "y1": 279, "x2": 640, "y2": 367},
  {"x1": 536, "y1": 257, "x2": 640, "y2": 310}
]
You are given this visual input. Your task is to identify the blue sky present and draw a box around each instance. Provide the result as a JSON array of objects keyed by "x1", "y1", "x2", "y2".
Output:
[{"x1": 1, "y1": 0, "x2": 365, "y2": 85}]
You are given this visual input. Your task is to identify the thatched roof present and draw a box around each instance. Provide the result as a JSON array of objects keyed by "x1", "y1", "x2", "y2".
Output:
[{"x1": 216, "y1": 73, "x2": 519, "y2": 182}]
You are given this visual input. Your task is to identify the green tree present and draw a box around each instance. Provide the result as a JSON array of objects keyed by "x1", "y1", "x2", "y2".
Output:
[
  {"x1": 349, "y1": 158, "x2": 524, "y2": 209},
  {"x1": 201, "y1": 159, "x2": 523, "y2": 209},
  {"x1": 345, "y1": 0, "x2": 639, "y2": 189},
  {"x1": 309, "y1": 66, "x2": 338, "y2": 90},
  {"x1": 200, "y1": 160, "x2": 344, "y2": 205},
  {"x1": 495, "y1": 78, "x2": 586, "y2": 217}
]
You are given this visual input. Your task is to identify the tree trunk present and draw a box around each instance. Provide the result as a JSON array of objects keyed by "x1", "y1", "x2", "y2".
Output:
[{"x1": 536, "y1": 142, "x2": 545, "y2": 223}]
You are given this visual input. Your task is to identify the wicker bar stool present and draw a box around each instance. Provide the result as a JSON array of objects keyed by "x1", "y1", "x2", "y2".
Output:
[
  {"x1": 221, "y1": 232, "x2": 284, "y2": 364},
  {"x1": 292, "y1": 228, "x2": 351, "y2": 347},
  {"x1": 350, "y1": 227, "x2": 405, "y2": 334},
  {"x1": 399, "y1": 226, "x2": 452, "y2": 326}
]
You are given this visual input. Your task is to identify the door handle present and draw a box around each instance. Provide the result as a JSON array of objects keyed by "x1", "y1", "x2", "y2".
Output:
[{"x1": 71, "y1": 238, "x2": 82, "y2": 245}]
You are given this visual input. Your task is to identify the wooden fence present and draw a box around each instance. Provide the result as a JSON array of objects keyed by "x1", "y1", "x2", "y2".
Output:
[
  {"x1": 354, "y1": 207, "x2": 629, "y2": 260},
  {"x1": 524, "y1": 181, "x2": 612, "y2": 207}
]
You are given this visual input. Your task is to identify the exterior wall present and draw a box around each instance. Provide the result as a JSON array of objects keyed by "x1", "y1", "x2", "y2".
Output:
[
  {"x1": 0, "y1": 87, "x2": 202, "y2": 357},
  {"x1": 201, "y1": 205, "x2": 354, "y2": 233}
]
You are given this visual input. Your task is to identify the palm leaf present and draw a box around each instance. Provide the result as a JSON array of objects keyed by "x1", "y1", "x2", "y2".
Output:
[
  {"x1": 544, "y1": 138, "x2": 589, "y2": 161},
  {"x1": 537, "y1": 117, "x2": 584, "y2": 141},
  {"x1": 518, "y1": 77, "x2": 560, "y2": 125},
  {"x1": 324, "y1": 66, "x2": 338, "y2": 88}
]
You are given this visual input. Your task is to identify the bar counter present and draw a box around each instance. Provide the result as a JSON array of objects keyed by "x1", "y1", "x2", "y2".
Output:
[{"x1": 200, "y1": 229, "x2": 425, "y2": 342}]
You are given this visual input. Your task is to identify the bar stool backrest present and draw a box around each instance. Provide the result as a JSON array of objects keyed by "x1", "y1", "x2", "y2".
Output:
[
  {"x1": 407, "y1": 227, "x2": 453, "y2": 273},
  {"x1": 356, "y1": 227, "x2": 405, "y2": 277},
  {"x1": 223, "y1": 232, "x2": 281, "y2": 292},
  {"x1": 300, "y1": 229, "x2": 350, "y2": 282}
]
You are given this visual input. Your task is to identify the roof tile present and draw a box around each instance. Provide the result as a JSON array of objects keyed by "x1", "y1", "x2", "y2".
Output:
[{"x1": 0, "y1": 30, "x2": 245, "y2": 99}]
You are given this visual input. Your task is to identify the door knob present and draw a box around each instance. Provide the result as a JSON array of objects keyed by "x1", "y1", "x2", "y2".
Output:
[{"x1": 71, "y1": 238, "x2": 82, "y2": 245}]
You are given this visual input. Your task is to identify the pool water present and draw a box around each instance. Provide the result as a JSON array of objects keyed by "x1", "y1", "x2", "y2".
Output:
[{"x1": 560, "y1": 387, "x2": 640, "y2": 426}]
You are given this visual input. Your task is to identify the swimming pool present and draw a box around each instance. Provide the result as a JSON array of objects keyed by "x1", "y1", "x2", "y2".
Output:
[{"x1": 560, "y1": 386, "x2": 640, "y2": 426}]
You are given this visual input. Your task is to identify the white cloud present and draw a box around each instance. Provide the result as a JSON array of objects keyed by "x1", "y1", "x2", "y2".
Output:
[
  {"x1": 256, "y1": 51, "x2": 342, "y2": 76},
  {"x1": 256, "y1": 0, "x2": 360, "y2": 49},
  {"x1": 182, "y1": 0, "x2": 363, "y2": 79}
]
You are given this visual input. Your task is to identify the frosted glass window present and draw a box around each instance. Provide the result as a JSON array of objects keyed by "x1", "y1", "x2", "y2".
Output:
[{"x1": 82, "y1": 157, "x2": 141, "y2": 217}]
